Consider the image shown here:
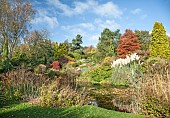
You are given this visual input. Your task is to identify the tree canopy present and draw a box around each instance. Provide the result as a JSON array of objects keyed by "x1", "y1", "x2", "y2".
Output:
[
  {"x1": 0, "y1": 0, "x2": 35, "y2": 59},
  {"x1": 149, "y1": 22, "x2": 170, "y2": 59},
  {"x1": 117, "y1": 29, "x2": 140, "y2": 58}
]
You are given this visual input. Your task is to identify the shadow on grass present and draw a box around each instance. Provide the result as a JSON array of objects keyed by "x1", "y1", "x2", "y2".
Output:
[{"x1": 0, "y1": 103, "x2": 144, "y2": 118}]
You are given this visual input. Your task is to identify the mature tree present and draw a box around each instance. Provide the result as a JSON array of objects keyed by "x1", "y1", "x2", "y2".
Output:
[
  {"x1": 117, "y1": 29, "x2": 140, "y2": 58},
  {"x1": 96, "y1": 28, "x2": 120, "y2": 61},
  {"x1": 24, "y1": 30, "x2": 54, "y2": 65},
  {"x1": 0, "y1": 0, "x2": 35, "y2": 60},
  {"x1": 71, "y1": 34, "x2": 83, "y2": 54},
  {"x1": 135, "y1": 30, "x2": 151, "y2": 51},
  {"x1": 149, "y1": 22, "x2": 170, "y2": 59}
]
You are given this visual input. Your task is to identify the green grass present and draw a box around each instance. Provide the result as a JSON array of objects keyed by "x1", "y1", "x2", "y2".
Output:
[{"x1": 0, "y1": 102, "x2": 144, "y2": 118}]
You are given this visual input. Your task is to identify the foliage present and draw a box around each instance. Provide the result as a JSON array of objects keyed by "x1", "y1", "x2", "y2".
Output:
[
  {"x1": 24, "y1": 30, "x2": 54, "y2": 66},
  {"x1": 0, "y1": 0, "x2": 35, "y2": 59},
  {"x1": 50, "y1": 61, "x2": 60, "y2": 70},
  {"x1": 40, "y1": 82, "x2": 89, "y2": 107},
  {"x1": 71, "y1": 34, "x2": 83, "y2": 53},
  {"x1": 10, "y1": 52, "x2": 29, "y2": 67},
  {"x1": 96, "y1": 28, "x2": 120, "y2": 61},
  {"x1": 138, "y1": 58, "x2": 170, "y2": 117},
  {"x1": 86, "y1": 65, "x2": 112, "y2": 83},
  {"x1": 0, "y1": 69, "x2": 50, "y2": 102},
  {"x1": 0, "y1": 59, "x2": 13, "y2": 73},
  {"x1": 47, "y1": 68, "x2": 61, "y2": 79},
  {"x1": 34, "y1": 64, "x2": 47, "y2": 74},
  {"x1": 149, "y1": 22, "x2": 170, "y2": 59},
  {"x1": 101, "y1": 56, "x2": 116, "y2": 66},
  {"x1": 117, "y1": 29, "x2": 140, "y2": 58},
  {"x1": 83, "y1": 45, "x2": 96, "y2": 60},
  {"x1": 141, "y1": 97, "x2": 170, "y2": 117},
  {"x1": 54, "y1": 42, "x2": 69, "y2": 60},
  {"x1": 72, "y1": 52, "x2": 83, "y2": 60},
  {"x1": 111, "y1": 53, "x2": 142, "y2": 86},
  {"x1": 134, "y1": 30, "x2": 151, "y2": 51}
]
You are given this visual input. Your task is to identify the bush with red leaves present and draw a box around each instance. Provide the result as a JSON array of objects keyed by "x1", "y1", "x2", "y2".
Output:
[
  {"x1": 50, "y1": 61, "x2": 60, "y2": 70},
  {"x1": 117, "y1": 29, "x2": 140, "y2": 58}
]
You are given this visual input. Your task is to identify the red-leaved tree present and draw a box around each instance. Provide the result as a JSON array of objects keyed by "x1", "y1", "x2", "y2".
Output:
[{"x1": 117, "y1": 29, "x2": 140, "y2": 58}]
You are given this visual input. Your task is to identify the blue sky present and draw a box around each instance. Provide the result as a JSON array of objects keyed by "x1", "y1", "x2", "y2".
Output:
[{"x1": 30, "y1": 0, "x2": 170, "y2": 46}]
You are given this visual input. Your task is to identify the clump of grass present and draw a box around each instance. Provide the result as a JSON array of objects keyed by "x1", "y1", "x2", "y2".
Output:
[
  {"x1": 0, "y1": 69, "x2": 50, "y2": 102},
  {"x1": 40, "y1": 79, "x2": 90, "y2": 108}
]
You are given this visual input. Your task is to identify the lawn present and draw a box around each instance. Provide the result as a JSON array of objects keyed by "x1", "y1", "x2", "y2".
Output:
[{"x1": 0, "y1": 103, "x2": 144, "y2": 118}]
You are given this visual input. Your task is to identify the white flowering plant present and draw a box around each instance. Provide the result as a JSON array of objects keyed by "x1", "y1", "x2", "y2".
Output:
[
  {"x1": 111, "y1": 53, "x2": 142, "y2": 87},
  {"x1": 111, "y1": 53, "x2": 140, "y2": 68}
]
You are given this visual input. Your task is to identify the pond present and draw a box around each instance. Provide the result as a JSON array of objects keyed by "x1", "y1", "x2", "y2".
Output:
[{"x1": 77, "y1": 82, "x2": 137, "y2": 113}]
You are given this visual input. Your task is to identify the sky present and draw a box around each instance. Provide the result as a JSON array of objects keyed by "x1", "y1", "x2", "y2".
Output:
[{"x1": 30, "y1": 0, "x2": 170, "y2": 46}]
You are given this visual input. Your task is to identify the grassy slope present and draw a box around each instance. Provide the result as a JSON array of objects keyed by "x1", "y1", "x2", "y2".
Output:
[{"x1": 0, "y1": 103, "x2": 144, "y2": 118}]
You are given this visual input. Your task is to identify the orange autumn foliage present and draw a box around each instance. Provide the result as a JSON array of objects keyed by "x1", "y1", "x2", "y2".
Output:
[{"x1": 117, "y1": 29, "x2": 140, "y2": 58}]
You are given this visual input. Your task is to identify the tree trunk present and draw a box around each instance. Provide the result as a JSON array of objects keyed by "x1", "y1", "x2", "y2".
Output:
[{"x1": 2, "y1": 33, "x2": 8, "y2": 60}]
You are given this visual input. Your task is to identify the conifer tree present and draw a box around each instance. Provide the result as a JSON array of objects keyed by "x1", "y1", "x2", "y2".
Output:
[
  {"x1": 149, "y1": 22, "x2": 170, "y2": 59},
  {"x1": 117, "y1": 29, "x2": 140, "y2": 58},
  {"x1": 96, "y1": 28, "x2": 120, "y2": 61}
]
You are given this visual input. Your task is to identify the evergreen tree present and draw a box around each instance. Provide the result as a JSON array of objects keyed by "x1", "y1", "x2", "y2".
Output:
[
  {"x1": 71, "y1": 34, "x2": 83, "y2": 51},
  {"x1": 149, "y1": 22, "x2": 170, "y2": 59},
  {"x1": 117, "y1": 29, "x2": 140, "y2": 58},
  {"x1": 135, "y1": 30, "x2": 151, "y2": 51},
  {"x1": 96, "y1": 28, "x2": 120, "y2": 61},
  {"x1": 71, "y1": 34, "x2": 83, "y2": 55}
]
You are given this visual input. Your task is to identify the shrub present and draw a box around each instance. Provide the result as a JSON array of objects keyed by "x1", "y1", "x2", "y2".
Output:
[
  {"x1": 50, "y1": 61, "x2": 60, "y2": 70},
  {"x1": 86, "y1": 65, "x2": 112, "y2": 83},
  {"x1": 34, "y1": 64, "x2": 47, "y2": 74},
  {"x1": 101, "y1": 56, "x2": 116, "y2": 66},
  {"x1": 0, "y1": 59, "x2": 13, "y2": 73},
  {"x1": 72, "y1": 53, "x2": 82, "y2": 60},
  {"x1": 47, "y1": 68, "x2": 61, "y2": 79}
]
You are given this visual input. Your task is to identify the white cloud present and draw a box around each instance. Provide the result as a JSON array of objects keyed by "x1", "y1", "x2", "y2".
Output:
[
  {"x1": 94, "y1": 2, "x2": 122, "y2": 18},
  {"x1": 131, "y1": 8, "x2": 142, "y2": 15},
  {"x1": 46, "y1": 0, "x2": 122, "y2": 18},
  {"x1": 95, "y1": 19, "x2": 120, "y2": 31},
  {"x1": 47, "y1": 0, "x2": 73, "y2": 16},
  {"x1": 32, "y1": 9, "x2": 58, "y2": 29},
  {"x1": 61, "y1": 22, "x2": 95, "y2": 32},
  {"x1": 130, "y1": 8, "x2": 147, "y2": 20},
  {"x1": 74, "y1": 1, "x2": 90, "y2": 14},
  {"x1": 167, "y1": 32, "x2": 170, "y2": 36}
]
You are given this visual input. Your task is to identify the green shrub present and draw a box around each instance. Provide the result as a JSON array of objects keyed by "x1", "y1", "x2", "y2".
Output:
[
  {"x1": 142, "y1": 97, "x2": 170, "y2": 117},
  {"x1": 0, "y1": 59, "x2": 13, "y2": 73},
  {"x1": 86, "y1": 65, "x2": 112, "y2": 83},
  {"x1": 48, "y1": 68, "x2": 61, "y2": 79},
  {"x1": 72, "y1": 53, "x2": 82, "y2": 60}
]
